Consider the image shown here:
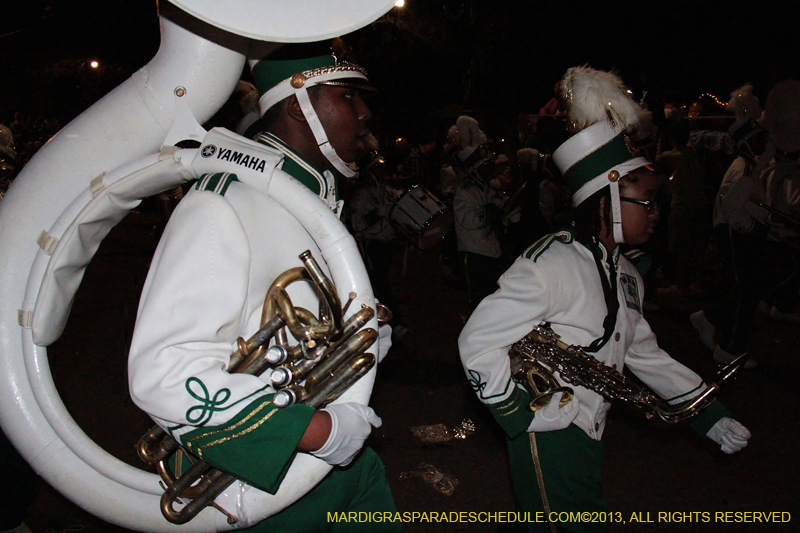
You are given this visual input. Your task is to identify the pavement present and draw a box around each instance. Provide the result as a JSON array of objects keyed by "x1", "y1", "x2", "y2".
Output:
[{"x1": 16, "y1": 206, "x2": 800, "y2": 533}]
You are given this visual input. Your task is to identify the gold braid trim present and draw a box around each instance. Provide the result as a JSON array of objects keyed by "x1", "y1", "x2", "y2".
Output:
[
  {"x1": 186, "y1": 399, "x2": 275, "y2": 449},
  {"x1": 302, "y1": 62, "x2": 368, "y2": 80},
  {"x1": 530, "y1": 433, "x2": 558, "y2": 533},
  {"x1": 493, "y1": 388, "x2": 522, "y2": 416}
]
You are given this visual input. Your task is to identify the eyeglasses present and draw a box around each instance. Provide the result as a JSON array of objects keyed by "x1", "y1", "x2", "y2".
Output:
[{"x1": 620, "y1": 196, "x2": 658, "y2": 214}]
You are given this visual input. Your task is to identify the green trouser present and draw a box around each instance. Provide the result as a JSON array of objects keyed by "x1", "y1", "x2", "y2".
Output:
[
  {"x1": 507, "y1": 424, "x2": 607, "y2": 533},
  {"x1": 247, "y1": 447, "x2": 401, "y2": 532}
]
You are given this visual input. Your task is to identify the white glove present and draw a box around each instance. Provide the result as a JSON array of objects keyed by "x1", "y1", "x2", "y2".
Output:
[
  {"x1": 526, "y1": 392, "x2": 579, "y2": 433},
  {"x1": 377, "y1": 323, "x2": 392, "y2": 363},
  {"x1": 311, "y1": 403, "x2": 382, "y2": 466},
  {"x1": 706, "y1": 417, "x2": 751, "y2": 454}
]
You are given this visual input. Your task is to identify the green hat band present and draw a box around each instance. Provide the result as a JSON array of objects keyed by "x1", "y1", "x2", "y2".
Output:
[
  {"x1": 562, "y1": 133, "x2": 637, "y2": 194},
  {"x1": 251, "y1": 54, "x2": 335, "y2": 95}
]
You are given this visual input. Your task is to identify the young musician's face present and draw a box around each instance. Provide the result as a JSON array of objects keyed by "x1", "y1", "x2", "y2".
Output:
[
  {"x1": 620, "y1": 171, "x2": 659, "y2": 246},
  {"x1": 313, "y1": 85, "x2": 373, "y2": 165}
]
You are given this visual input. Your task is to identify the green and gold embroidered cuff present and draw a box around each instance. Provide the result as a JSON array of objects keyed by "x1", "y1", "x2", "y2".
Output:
[
  {"x1": 180, "y1": 395, "x2": 315, "y2": 493},
  {"x1": 487, "y1": 387, "x2": 535, "y2": 439}
]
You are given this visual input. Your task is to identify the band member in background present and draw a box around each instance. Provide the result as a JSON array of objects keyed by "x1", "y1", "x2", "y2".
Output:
[
  {"x1": 128, "y1": 41, "x2": 399, "y2": 531},
  {"x1": 458, "y1": 67, "x2": 750, "y2": 533},
  {"x1": 345, "y1": 137, "x2": 407, "y2": 336},
  {"x1": 452, "y1": 115, "x2": 506, "y2": 314},
  {"x1": 691, "y1": 80, "x2": 800, "y2": 367}
]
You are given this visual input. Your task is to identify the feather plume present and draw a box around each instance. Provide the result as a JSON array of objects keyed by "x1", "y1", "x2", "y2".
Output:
[
  {"x1": 629, "y1": 108, "x2": 656, "y2": 141},
  {"x1": 559, "y1": 66, "x2": 642, "y2": 134},
  {"x1": 727, "y1": 83, "x2": 762, "y2": 122}
]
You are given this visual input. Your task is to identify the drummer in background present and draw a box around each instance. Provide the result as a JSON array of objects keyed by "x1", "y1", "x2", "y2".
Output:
[
  {"x1": 401, "y1": 128, "x2": 440, "y2": 193},
  {"x1": 452, "y1": 115, "x2": 507, "y2": 314},
  {"x1": 346, "y1": 136, "x2": 409, "y2": 340}
]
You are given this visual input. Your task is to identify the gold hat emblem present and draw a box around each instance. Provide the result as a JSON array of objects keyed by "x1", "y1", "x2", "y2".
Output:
[
  {"x1": 608, "y1": 170, "x2": 620, "y2": 182},
  {"x1": 290, "y1": 73, "x2": 306, "y2": 88}
]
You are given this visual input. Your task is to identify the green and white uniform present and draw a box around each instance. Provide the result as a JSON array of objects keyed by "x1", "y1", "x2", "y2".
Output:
[
  {"x1": 458, "y1": 228, "x2": 727, "y2": 532},
  {"x1": 129, "y1": 137, "x2": 397, "y2": 531}
]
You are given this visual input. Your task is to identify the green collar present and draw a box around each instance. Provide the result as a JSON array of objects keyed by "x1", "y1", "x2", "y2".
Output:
[{"x1": 255, "y1": 132, "x2": 339, "y2": 202}]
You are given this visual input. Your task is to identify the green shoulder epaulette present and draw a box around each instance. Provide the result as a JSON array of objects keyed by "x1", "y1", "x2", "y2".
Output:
[
  {"x1": 194, "y1": 172, "x2": 239, "y2": 196},
  {"x1": 522, "y1": 229, "x2": 574, "y2": 262}
]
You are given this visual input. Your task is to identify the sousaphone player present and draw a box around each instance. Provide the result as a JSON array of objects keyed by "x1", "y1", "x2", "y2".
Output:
[{"x1": 128, "y1": 41, "x2": 399, "y2": 531}]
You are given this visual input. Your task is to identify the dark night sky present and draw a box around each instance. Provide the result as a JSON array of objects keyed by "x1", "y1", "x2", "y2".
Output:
[{"x1": 1, "y1": 0, "x2": 798, "y2": 137}]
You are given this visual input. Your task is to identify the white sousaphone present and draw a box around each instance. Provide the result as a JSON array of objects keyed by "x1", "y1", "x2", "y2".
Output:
[{"x1": 0, "y1": 1, "x2": 395, "y2": 530}]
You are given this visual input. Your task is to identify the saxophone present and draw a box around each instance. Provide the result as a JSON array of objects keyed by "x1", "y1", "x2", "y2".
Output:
[
  {"x1": 137, "y1": 250, "x2": 381, "y2": 524},
  {"x1": 508, "y1": 324, "x2": 744, "y2": 423}
]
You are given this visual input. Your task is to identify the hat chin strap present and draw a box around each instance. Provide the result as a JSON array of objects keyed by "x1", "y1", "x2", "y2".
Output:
[
  {"x1": 609, "y1": 180, "x2": 625, "y2": 244},
  {"x1": 294, "y1": 86, "x2": 356, "y2": 177}
]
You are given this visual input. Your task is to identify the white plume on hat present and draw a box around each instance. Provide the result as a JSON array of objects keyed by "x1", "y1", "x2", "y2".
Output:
[
  {"x1": 553, "y1": 65, "x2": 650, "y2": 245},
  {"x1": 727, "y1": 83, "x2": 762, "y2": 122},
  {"x1": 559, "y1": 66, "x2": 642, "y2": 134}
]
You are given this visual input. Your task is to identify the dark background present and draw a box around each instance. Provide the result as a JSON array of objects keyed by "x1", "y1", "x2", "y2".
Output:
[
  {"x1": 2, "y1": 0, "x2": 799, "y2": 138},
  {"x1": 2, "y1": 2, "x2": 800, "y2": 532}
]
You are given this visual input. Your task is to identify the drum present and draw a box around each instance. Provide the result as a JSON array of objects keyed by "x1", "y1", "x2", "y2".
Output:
[{"x1": 389, "y1": 185, "x2": 453, "y2": 249}]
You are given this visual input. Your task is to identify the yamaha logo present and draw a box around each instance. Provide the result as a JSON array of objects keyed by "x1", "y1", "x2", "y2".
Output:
[{"x1": 201, "y1": 144, "x2": 217, "y2": 158}]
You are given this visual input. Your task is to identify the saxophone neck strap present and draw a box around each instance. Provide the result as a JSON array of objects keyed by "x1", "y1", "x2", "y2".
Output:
[{"x1": 581, "y1": 237, "x2": 619, "y2": 353}]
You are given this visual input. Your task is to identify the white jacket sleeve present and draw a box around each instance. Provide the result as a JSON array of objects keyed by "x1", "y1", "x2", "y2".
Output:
[
  {"x1": 458, "y1": 257, "x2": 554, "y2": 436},
  {"x1": 128, "y1": 191, "x2": 273, "y2": 429}
]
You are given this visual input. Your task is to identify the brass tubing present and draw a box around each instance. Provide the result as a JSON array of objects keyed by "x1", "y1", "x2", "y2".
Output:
[
  {"x1": 161, "y1": 463, "x2": 236, "y2": 524},
  {"x1": 260, "y1": 267, "x2": 309, "y2": 326},
  {"x1": 306, "y1": 353, "x2": 376, "y2": 408},
  {"x1": 303, "y1": 306, "x2": 374, "y2": 363},
  {"x1": 229, "y1": 314, "x2": 285, "y2": 374},
  {"x1": 299, "y1": 250, "x2": 342, "y2": 330},
  {"x1": 303, "y1": 329, "x2": 377, "y2": 391},
  {"x1": 137, "y1": 426, "x2": 179, "y2": 464}
]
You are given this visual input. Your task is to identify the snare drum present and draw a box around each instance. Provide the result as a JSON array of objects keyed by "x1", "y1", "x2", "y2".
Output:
[{"x1": 389, "y1": 185, "x2": 453, "y2": 249}]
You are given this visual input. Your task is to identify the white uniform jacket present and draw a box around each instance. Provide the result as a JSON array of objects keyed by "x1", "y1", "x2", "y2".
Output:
[
  {"x1": 128, "y1": 148, "x2": 341, "y2": 491},
  {"x1": 458, "y1": 229, "x2": 707, "y2": 441},
  {"x1": 453, "y1": 175, "x2": 503, "y2": 258}
]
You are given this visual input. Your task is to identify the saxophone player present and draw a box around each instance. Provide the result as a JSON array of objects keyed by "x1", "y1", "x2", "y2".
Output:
[
  {"x1": 128, "y1": 41, "x2": 399, "y2": 531},
  {"x1": 458, "y1": 67, "x2": 750, "y2": 532}
]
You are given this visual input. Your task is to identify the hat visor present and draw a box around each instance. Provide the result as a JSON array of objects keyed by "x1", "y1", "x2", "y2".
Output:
[{"x1": 317, "y1": 78, "x2": 378, "y2": 94}]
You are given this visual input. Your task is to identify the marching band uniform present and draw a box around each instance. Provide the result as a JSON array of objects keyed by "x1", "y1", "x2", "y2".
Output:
[
  {"x1": 693, "y1": 82, "x2": 800, "y2": 362},
  {"x1": 345, "y1": 150, "x2": 400, "y2": 320},
  {"x1": 129, "y1": 45, "x2": 398, "y2": 531},
  {"x1": 459, "y1": 67, "x2": 749, "y2": 532},
  {"x1": 691, "y1": 85, "x2": 777, "y2": 365},
  {"x1": 452, "y1": 116, "x2": 505, "y2": 312},
  {"x1": 459, "y1": 228, "x2": 728, "y2": 531}
]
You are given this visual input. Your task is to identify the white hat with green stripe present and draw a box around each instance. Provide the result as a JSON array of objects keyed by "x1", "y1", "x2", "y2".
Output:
[{"x1": 552, "y1": 66, "x2": 651, "y2": 243}]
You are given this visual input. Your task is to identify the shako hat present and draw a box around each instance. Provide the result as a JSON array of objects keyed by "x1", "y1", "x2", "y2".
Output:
[
  {"x1": 251, "y1": 40, "x2": 375, "y2": 116},
  {"x1": 249, "y1": 40, "x2": 375, "y2": 177},
  {"x1": 726, "y1": 83, "x2": 765, "y2": 150},
  {"x1": 454, "y1": 115, "x2": 496, "y2": 173},
  {"x1": 552, "y1": 66, "x2": 651, "y2": 244}
]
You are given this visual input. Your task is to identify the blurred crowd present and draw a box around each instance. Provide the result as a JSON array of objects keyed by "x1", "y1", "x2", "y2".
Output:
[{"x1": 0, "y1": 112, "x2": 64, "y2": 198}]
